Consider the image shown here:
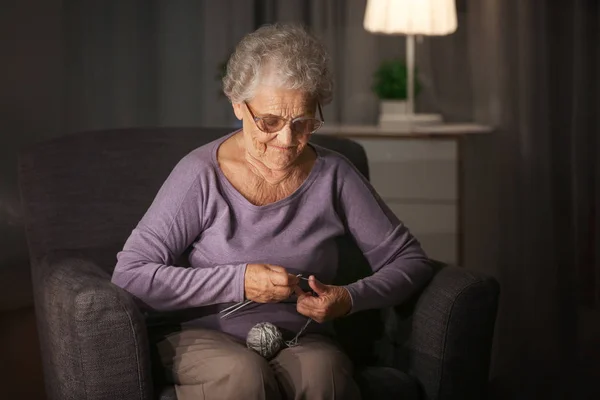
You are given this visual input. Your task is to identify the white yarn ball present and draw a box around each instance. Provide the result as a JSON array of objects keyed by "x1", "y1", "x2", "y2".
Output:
[{"x1": 246, "y1": 322, "x2": 284, "y2": 360}]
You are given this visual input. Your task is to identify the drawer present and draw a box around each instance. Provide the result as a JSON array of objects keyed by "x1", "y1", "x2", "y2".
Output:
[
  {"x1": 416, "y1": 233, "x2": 458, "y2": 265},
  {"x1": 370, "y1": 160, "x2": 457, "y2": 200},
  {"x1": 356, "y1": 139, "x2": 457, "y2": 162},
  {"x1": 385, "y1": 202, "x2": 457, "y2": 234}
]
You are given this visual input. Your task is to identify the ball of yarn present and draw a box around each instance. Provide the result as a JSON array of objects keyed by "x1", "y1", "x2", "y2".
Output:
[{"x1": 246, "y1": 322, "x2": 284, "y2": 360}]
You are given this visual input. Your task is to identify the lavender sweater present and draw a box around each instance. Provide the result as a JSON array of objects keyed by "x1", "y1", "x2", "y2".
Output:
[{"x1": 112, "y1": 132, "x2": 432, "y2": 340}]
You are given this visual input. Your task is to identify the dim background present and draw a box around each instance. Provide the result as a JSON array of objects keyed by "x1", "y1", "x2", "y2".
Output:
[{"x1": 1, "y1": 1, "x2": 599, "y2": 399}]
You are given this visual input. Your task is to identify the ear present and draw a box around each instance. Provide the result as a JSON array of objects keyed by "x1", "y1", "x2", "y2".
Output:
[{"x1": 232, "y1": 103, "x2": 243, "y2": 121}]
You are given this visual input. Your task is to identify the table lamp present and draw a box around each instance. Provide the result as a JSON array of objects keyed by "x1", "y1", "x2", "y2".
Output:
[{"x1": 364, "y1": 0, "x2": 458, "y2": 128}]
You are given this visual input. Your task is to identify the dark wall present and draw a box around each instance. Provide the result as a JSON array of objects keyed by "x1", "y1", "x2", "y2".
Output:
[
  {"x1": 0, "y1": 0, "x2": 65, "y2": 311},
  {"x1": 1, "y1": 1, "x2": 66, "y2": 398}
]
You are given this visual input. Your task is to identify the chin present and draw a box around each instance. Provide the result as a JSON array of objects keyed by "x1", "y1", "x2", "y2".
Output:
[
  {"x1": 264, "y1": 158, "x2": 295, "y2": 171},
  {"x1": 263, "y1": 154, "x2": 298, "y2": 170},
  {"x1": 263, "y1": 147, "x2": 300, "y2": 167}
]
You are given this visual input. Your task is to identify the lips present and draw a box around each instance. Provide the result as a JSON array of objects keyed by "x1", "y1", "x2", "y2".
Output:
[{"x1": 270, "y1": 145, "x2": 294, "y2": 151}]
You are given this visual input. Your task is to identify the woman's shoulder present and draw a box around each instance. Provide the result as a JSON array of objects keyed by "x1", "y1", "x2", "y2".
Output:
[
  {"x1": 312, "y1": 143, "x2": 364, "y2": 178},
  {"x1": 169, "y1": 133, "x2": 232, "y2": 184}
]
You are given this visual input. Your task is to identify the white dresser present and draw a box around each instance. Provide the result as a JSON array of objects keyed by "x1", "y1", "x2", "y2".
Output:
[{"x1": 318, "y1": 124, "x2": 492, "y2": 265}]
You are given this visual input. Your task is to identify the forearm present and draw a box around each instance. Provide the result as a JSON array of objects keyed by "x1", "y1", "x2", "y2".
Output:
[
  {"x1": 112, "y1": 256, "x2": 247, "y2": 311},
  {"x1": 344, "y1": 255, "x2": 432, "y2": 313}
]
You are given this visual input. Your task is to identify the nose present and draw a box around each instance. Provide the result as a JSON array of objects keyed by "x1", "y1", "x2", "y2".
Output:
[{"x1": 277, "y1": 124, "x2": 293, "y2": 146}]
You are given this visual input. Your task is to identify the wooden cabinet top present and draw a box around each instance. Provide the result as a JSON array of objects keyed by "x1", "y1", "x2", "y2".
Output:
[{"x1": 317, "y1": 123, "x2": 492, "y2": 139}]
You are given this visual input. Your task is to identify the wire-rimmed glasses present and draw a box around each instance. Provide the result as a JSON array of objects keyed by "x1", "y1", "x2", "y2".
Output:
[{"x1": 244, "y1": 101, "x2": 324, "y2": 137}]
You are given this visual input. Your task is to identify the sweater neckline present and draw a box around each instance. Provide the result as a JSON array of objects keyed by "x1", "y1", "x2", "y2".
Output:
[{"x1": 211, "y1": 131, "x2": 324, "y2": 211}]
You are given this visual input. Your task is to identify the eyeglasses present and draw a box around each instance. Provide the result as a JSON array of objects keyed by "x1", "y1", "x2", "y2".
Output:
[{"x1": 244, "y1": 101, "x2": 324, "y2": 136}]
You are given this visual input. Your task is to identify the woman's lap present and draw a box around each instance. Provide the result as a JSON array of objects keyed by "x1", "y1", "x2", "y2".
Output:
[
  {"x1": 157, "y1": 328, "x2": 361, "y2": 400},
  {"x1": 270, "y1": 334, "x2": 360, "y2": 400}
]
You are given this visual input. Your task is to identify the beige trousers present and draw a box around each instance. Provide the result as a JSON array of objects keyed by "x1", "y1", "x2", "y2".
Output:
[{"x1": 157, "y1": 328, "x2": 361, "y2": 400}]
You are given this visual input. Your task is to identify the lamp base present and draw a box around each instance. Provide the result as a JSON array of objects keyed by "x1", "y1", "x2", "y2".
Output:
[{"x1": 379, "y1": 113, "x2": 443, "y2": 129}]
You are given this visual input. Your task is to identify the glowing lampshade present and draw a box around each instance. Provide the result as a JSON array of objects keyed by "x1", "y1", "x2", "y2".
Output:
[{"x1": 364, "y1": 0, "x2": 458, "y2": 36}]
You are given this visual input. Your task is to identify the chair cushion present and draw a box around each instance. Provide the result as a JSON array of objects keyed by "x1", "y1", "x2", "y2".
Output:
[{"x1": 157, "y1": 366, "x2": 419, "y2": 400}]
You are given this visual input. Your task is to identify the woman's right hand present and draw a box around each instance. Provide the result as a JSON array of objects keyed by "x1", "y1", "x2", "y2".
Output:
[{"x1": 244, "y1": 264, "x2": 300, "y2": 303}]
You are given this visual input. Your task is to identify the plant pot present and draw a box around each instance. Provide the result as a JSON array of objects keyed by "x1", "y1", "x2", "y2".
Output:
[
  {"x1": 380, "y1": 100, "x2": 409, "y2": 116},
  {"x1": 378, "y1": 100, "x2": 409, "y2": 128},
  {"x1": 378, "y1": 99, "x2": 443, "y2": 129}
]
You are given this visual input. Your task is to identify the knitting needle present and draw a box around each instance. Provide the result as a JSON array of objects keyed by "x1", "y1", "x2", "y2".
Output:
[
  {"x1": 220, "y1": 299, "x2": 251, "y2": 315},
  {"x1": 220, "y1": 274, "x2": 311, "y2": 318},
  {"x1": 220, "y1": 299, "x2": 253, "y2": 319}
]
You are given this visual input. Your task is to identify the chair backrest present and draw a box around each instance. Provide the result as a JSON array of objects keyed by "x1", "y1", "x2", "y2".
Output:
[{"x1": 18, "y1": 127, "x2": 369, "y2": 269}]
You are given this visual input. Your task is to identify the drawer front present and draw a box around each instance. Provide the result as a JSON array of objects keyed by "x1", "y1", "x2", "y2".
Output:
[
  {"x1": 356, "y1": 138, "x2": 458, "y2": 200},
  {"x1": 386, "y1": 203, "x2": 457, "y2": 234},
  {"x1": 369, "y1": 160, "x2": 457, "y2": 200}
]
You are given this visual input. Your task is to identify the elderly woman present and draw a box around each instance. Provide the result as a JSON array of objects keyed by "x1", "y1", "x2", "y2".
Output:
[{"x1": 112, "y1": 24, "x2": 431, "y2": 400}]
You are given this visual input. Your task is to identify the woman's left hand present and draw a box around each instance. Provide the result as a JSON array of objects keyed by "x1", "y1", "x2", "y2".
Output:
[{"x1": 295, "y1": 276, "x2": 352, "y2": 323}]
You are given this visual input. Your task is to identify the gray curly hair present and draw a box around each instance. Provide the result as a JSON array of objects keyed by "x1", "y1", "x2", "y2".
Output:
[{"x1": 222, "y1": 23, "x2": 333, "y2": 105}]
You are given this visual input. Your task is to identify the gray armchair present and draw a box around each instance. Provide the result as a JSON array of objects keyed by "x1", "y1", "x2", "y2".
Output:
[{"x1": 19, "y1": 127, "x2": 499, "y2": 400}]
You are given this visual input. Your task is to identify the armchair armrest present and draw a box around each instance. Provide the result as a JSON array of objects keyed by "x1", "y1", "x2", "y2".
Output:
[
  {"x1": 32, "y1": 250, "x2": 153, "y2": 400},
  {"x1": 407, "y1": 263, "x2": 500, "y2": 400}
]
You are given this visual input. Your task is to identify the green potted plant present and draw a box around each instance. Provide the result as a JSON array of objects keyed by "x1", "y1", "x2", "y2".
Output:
[{"x1": 372, "y1": 58, "x2": 421, "y2": 126}]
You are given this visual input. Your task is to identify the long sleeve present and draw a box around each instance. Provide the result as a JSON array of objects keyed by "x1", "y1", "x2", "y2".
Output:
[
  {"x1": 337, "y1": 160, "x2": 433, "y2": 313},
  {"x1": 111, "y1": 155, "x2": 246, "y2": 311}
]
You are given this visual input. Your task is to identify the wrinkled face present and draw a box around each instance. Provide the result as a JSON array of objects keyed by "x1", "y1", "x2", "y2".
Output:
[{"x1": 233, "y1": 86, "x2": 317, "y2": 171}]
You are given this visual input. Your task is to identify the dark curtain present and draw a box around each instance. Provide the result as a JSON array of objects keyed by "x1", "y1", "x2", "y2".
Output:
[
  {"x1": 465, "y1": 0, "x2": 600, "y2": 397},
  {"x1": 61, "y1": 0, "x2": 456, "y2": 129}
]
